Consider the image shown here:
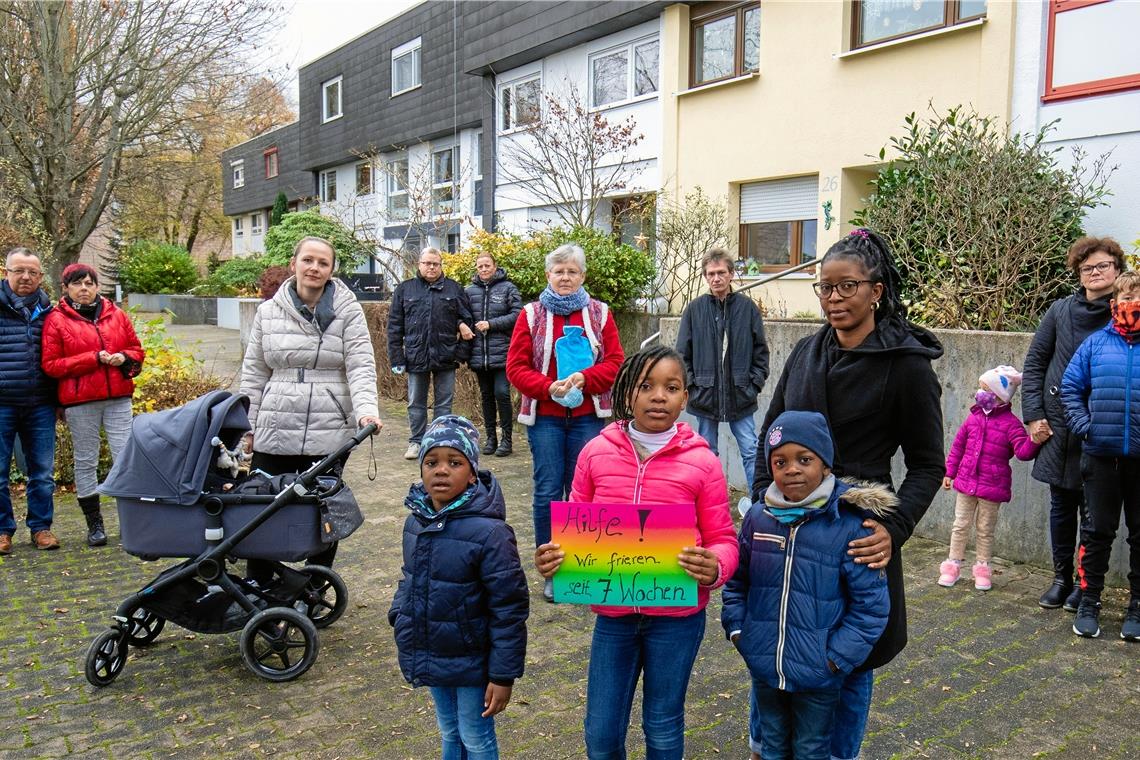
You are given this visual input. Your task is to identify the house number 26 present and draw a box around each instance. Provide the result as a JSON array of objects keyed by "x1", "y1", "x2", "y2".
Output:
[{"x1": 821, "y1": 176, "x2": 838, "y2": 193}]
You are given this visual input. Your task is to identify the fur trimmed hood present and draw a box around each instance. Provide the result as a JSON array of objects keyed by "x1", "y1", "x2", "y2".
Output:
[{"x1": 838, "y1": 478, "x2": 898, "y2": 520}]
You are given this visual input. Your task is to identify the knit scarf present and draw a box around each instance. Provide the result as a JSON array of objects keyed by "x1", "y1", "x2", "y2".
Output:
[
  {"x1": 1111, "y1": 300, "x2": 1140, "y2": 344},
  {"x1": 764, "y1": 474, "x2": 836, "y2": 524},
  {"x1": 539, "y1": 285, "x2": 589, "y2": 315}
]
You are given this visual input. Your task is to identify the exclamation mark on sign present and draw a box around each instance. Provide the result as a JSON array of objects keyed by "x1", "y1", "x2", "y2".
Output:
[{"x1": 637, "y1": 509, "x2": 651, "y2": 542}]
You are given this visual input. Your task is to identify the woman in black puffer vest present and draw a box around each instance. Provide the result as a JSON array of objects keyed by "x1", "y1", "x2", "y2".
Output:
[{"x1": 465, "y1": 253, "x2": 522, "y2": 456}]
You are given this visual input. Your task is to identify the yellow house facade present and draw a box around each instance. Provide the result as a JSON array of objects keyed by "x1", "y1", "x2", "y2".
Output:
[{"x1": 660, "y1": 0, "x2": 1016, "y2": 316}]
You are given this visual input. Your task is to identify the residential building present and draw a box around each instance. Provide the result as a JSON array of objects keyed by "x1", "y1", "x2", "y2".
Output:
[{"x1": 1012, "y1": 0, "x2": 1140, "y2": 247}]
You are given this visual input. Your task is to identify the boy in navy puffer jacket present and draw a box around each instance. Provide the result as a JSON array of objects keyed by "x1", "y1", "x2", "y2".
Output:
[
  {"x1": 1061, "y1": 270, "x2": 1140, "y2": 642},
  {"x1": 388, "y1": 415, "x2": 529, "y2": 759},
  {"x1": 723, "y1": 411, "x2": 891, "y2": 760}
]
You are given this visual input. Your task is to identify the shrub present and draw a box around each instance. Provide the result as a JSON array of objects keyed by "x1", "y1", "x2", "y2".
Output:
[
  {"x1": 263, "y1": 211, "x2": 369, "y2": 274},
  {"x1": 853, "y1": 106, "x2": 1114, "y2": 331},
  {"x1": 270, "y1": 191, "x2": 289, "y2": 227},
  {"x1": 118, "y1": 240, "x2": 200, "y2": 294},
  {"x1": 192, "y1": 256, "x2": 268, "y2": 297},
  {"x1": 258, "y1": 265, "x2": 292, "y2": 300}
]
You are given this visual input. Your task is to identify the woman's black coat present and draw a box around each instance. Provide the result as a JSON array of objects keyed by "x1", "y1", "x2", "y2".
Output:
[
  {"x1": 752, "y1": 316, "x2": 945, "y2": 671},
  {"x1": 465, "y1": 268, "x2": 522, "y2": 371}
]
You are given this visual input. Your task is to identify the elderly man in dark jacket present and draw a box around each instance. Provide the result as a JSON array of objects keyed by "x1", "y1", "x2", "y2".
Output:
[
  {"x1": 388, "y1": 247, "x2": 475, "y2": 460},
  {"x1": 676, "y1": 249, "x2": 769, "y2": 500},
  {"x1": 0, "y1": 247, "x2": 58, "y2": 554},
  {"x1": 465, "y1": 253, "x2": 522, "y2": 456}
]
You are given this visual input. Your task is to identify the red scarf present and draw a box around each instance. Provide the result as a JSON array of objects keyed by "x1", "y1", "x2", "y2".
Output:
[{"x1": 1111, "y1": 300, "x2": 1140, "y2": 343}]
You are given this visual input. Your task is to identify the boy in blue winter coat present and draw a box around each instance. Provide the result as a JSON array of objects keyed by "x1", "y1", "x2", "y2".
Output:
[
  {"x1": 723, "y1": 410, "x2": 892, "y2": 760},
  {"x1": 388, "y1": 415, "x2": 529, "y2": 759},
  {"x1": 1061, "y1": 270, "x2": 1140, "y2": 642}
]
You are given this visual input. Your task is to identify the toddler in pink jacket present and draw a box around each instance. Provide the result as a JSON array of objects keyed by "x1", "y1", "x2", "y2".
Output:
[{"x1": 939, "y1": 365, "x2": 1041, "y2": 590}]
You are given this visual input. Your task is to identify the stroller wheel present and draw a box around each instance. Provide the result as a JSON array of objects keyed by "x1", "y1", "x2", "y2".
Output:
[
  {"x1": 239, "y1": 608, "x2": 319, "y2": 682},
  {"x1": 297, "y1": 565, "x2": 348, "y2": 629},
  {"x1": 124, "y1": 607, "x2": 166, "y2": 646},
  {"x1": 85, "y1": 628, "x2": 128, "y2": 687}
]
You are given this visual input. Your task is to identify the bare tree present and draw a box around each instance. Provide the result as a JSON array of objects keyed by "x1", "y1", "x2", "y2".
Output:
[
  {"x1": 651, "y1": 186, "x2": 734, "y2": 309},
  {"x1": 497, "y1": 81, "x2": 644, "y2": 229},
  {"x1": 0, "y1": 0, "x2": 276, "y2": 279}
]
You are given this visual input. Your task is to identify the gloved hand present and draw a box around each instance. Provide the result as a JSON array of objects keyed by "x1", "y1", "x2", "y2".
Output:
[{"x1": 392, "y1": 366, "x2": 405, "y2": 375}]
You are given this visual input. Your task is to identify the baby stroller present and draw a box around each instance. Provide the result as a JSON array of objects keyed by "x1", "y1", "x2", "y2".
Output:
[{"x1": 84, "y1": 390, "x2": 375, "y2": 687}]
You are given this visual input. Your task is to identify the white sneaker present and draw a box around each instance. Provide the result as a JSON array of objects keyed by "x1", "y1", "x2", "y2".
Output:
[
  {"x1": 403, "y1": 442, "x2": 420, "y2": 460},
  {"x1": 737, "y1": 496, "x2": 752, "y2": 518}
]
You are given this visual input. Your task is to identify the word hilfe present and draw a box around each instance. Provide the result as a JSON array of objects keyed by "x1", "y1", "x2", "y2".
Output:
[{"x1": 559, "y1": 503, "x2": 623, "y2": 543}]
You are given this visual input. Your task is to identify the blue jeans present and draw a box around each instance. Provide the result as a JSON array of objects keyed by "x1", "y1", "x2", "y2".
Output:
[
  {"x1": 749, "y1": 668, "x2": 873, "y2": 760},
  {"x1": 526, "y1": 413, "x2": 604, "y2": 546},
  {"x1": 0, "y1": 403, "x2": 56, "y2": 536},
  {"x1": 584, "y1": 611, "x2": 706, "y2": 760},
  {"x1": 428, "y1": 685, "x2": 499, "y2": 760},
  {"x1": 407, "y1": 369, "x2": 456, "y2": 444},
  {"x1": 694, "y1": 413, "x2": 757, "y2": 489},
  {"x1": 751, "y1": 680, "x2": 841, "y2": 760}
]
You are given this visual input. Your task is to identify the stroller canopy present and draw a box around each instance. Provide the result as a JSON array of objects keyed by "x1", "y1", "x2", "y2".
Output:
[{"x1": 100, "y1": 390, "x2": 251, "y2": 505}]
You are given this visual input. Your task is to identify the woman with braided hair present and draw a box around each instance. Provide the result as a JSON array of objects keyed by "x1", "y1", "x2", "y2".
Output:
[{"x1": 748, "y1": 228, "x2": 945, "y2": 760}]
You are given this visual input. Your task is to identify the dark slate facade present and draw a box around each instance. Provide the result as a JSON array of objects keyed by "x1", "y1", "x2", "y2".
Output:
[{"x1": 221, "y1": 123, "x2": 310, "y2": 217}]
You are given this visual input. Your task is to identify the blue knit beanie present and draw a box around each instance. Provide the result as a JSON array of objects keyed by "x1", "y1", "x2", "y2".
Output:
[
  {"x1": 419, "y1": 414, "x2": 481, "y2": 470},
  {"x1": 764, "y1": 410, "x2": 834, "y2": 469}
]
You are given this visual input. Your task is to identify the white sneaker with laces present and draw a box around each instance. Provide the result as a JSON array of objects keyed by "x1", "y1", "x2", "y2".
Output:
[{"x1": 404, "y1": 442, "x2": 420, "y2": 460}]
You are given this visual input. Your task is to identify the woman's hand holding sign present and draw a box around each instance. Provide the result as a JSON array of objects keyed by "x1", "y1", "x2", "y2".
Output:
[
  {"x1": 677, "y1": 546, "x2": 719, "y2": 586},
  {"x1": 534, "y1": 542, "x2": 564, "y2": 578}
]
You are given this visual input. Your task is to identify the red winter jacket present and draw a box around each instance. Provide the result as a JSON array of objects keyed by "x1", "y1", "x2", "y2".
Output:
[{"x1": 41, "y1": 297, "x2": 144, "y2": 407}]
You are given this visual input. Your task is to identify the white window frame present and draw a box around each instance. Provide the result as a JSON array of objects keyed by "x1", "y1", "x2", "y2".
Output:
[
  {"x1": 386, "y1": 156, "x2": 409, "y2": 221},
  {"x1": 319, "y1": 169, "x2": 338, "y2": 203},
  {"x1": 472, "y1": 131, "x2": 484, "y2": 217},
  {"x1": 250, "y1": 212, "x2": 263, "y2": 236},
  {"x1": 391, "y1": 37, "x2": 422, "y2": 96},
  {"x1": 233, "y1": 217, "x2": 244, "y2": 237},
  {"x1": 231, "y1": 160, "x2": 245, "y2": 189},
  {"x1": 589, "y1": 35, "x2": 660, "y2": 109},
  {"x1": 432, "y1": 145, "x2": 458, "y2": 218},
  {"x1": 322, "y1": 75, "x2": 343, "y2": 123},
  {"x1": 498, "y1": 74, "x2": 542, "y2": 134}
]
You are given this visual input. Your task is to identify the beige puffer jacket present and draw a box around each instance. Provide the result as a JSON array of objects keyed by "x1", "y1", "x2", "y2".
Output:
[{"x1": 240, "y1": 277, "x2": 380, "y2": 456}]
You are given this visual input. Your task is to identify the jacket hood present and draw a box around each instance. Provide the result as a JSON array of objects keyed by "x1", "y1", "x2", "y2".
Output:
[
  {"x1": 405, "y1": 469, "x2": 505, "y2": 523},
  {"x1": 470, "y1": 267, "x2": 507, "y2": 287},
  {"x1": 837, "y1": 477, "x2": 898, "y2": 520},
  {"x1": 838, "y1": 315, "x2": 943, "y2": 360},
  {"x1": 273, "y1": 276, "x2": 355, "y2": 319}
]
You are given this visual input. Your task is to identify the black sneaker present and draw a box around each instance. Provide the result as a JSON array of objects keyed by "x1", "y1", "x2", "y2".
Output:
[
  {"x1": 1039, "y1": 578, "x2": 1071, "y2": 609},
  {"x1": 1073, "y1": 596, "x2": 1101, "y2": 638},
  {"x1": 1063, "y1": 585, "x2": 1082, "y2": 613},
  {"x1": 1121, "y1": 597, "x2": 1140, "y2": 642}
]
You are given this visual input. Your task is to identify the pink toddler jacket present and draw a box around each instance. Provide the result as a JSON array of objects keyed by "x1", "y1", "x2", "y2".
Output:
[
  {"x1": 946, "y1": 405, "x2": 1041, "y2": 504},
  {"x1": 569, "y1": 420, "x2": 739, "y2": 618}
]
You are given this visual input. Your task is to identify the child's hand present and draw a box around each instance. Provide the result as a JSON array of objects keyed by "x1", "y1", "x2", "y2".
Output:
[
  {"x1": 942, "y1": 476, "x2": 953, "y2": 490},
  {"x1": 534, "y1": 543, "x2": 564, "y2": 577},
  {"x1": 678, "y1": 546, "x2": 719, "y2": 586},
  {"x1": 483, "y1": 683, "x2": 512, "y2": 717},
  {"x1": 848, "y1": 519, "x2": 892, "y2": 570}
]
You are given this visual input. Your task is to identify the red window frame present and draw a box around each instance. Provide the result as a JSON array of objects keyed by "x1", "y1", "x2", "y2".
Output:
[
  {"x1": 1044, "y1": 0, "x2": 1140, "y2": 102},
  {"x1": 264, "y1": 147, "x2": 279, "y2": 179}
]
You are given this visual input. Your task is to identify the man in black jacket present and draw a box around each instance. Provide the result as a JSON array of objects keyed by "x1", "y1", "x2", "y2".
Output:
[
  {"x1": 387, "y1": 247, "x2": 475, "y2": 460},
  {"x1": 676, "y1": 249, "x2": 769, "y2": 500}
]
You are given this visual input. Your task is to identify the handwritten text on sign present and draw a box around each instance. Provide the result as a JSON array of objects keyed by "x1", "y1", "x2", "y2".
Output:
[{"x1": 550, "y1": 501, "x2": 697, "y2": 607}]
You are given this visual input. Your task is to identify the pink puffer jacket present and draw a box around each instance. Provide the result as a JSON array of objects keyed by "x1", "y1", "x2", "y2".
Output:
[
  {"x1": 569, "y1": 420, "x2": 739, "y2": 618},
  {"x1": 946, "y1": 405, "x2": 1041, "y2": 503}
]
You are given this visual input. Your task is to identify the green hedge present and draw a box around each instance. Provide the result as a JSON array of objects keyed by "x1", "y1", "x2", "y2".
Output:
[{"x1": 118, "y1": 241, "x2": 199, "y2": 294}]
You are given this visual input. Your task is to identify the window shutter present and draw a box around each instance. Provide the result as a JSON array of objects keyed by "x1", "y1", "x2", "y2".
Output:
[{"x1": 740, "y1": 176, "x2": 818, "y2": 223}]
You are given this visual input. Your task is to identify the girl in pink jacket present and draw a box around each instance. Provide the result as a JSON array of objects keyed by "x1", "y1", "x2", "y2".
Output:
[
  {"x1": 535, "y1": 345, "x2": 738, "y2": 759},
  {"x1": 939, "y1": 365, "x2": 1041, "y2": 591}
]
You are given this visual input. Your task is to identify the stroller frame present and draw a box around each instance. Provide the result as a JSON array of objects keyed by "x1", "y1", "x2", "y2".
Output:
[{"x1": 85, "y1": 424, "x2": 376, "y2": 687}]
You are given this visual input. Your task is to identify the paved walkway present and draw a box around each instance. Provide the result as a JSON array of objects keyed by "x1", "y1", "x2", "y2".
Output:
[{"x1": 0, "y1": 324, "x2": 1136, "y2": 759}]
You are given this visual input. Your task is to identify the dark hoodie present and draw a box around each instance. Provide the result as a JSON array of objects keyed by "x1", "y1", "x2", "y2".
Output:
[
  {"x1": 753, "y1": 315, "x2": 944, "y2": 670},
  {"x1": 464, "y1": 267, "x2": 522, "y2": 371},
  {"x1": 388, "y1": 469, "x2": 529, "y2": 688}
]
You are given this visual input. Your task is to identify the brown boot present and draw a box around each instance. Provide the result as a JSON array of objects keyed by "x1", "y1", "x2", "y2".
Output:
[
  {"x1": 31, "y1": 530, "x2": 60, "y2": 550},
  {"x1": 0, "y1": 533, "x2": 12, "y2": 555}
]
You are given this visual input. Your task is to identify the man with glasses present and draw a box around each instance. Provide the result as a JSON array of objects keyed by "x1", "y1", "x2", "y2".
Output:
[
  {"x1": 676, "y1": 248, "x2": 769, "y2": 510},
  {"x1": 388, "y1": 246, "x2": 475, "y2": 459},
  {"x1": 0, "y1": 247, "x2": 58, "y2": 554}
]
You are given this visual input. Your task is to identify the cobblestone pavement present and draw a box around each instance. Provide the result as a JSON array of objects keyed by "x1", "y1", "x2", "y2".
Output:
[{"x1": 1, "y1": 328, "x2": 1137, "y2": 759}]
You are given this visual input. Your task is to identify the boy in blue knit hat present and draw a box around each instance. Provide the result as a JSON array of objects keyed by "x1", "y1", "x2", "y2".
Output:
[
  {"x1": 723, "y1": 410, "x2": 893, "y2": 760},
  {"x1": 389, "y1": 414, "x2": 529, "y2": 759}
]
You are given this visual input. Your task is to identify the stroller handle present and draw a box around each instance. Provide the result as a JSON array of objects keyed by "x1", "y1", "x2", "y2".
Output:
[{"x1": 296, "y1": 422, "x2": 379, "y2": 489}]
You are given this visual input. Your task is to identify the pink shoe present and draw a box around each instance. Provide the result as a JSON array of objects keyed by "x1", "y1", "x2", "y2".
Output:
[
  {"x1": 973, "y1": 562, "x2": 992, "y2": 591},
  {"x1": 938, "y1": 559, "x2": 960, "y2": 587}
]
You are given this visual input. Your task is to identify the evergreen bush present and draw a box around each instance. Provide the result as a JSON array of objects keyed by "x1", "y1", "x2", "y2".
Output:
[
  {"x1": 117, "y1": 240, "x2": 200, "y2": 294},
  {"x1": 263, "y1": 211, "x2": 368, "y2": 274}
]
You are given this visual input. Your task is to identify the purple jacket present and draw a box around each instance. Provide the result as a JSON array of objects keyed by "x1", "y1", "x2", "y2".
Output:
[{"x1": 946, "y1": 406, "x2": 1041, "y2": 503}]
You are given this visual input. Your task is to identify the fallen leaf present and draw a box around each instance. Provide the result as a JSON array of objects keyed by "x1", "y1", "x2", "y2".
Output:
[{"x1": 53, "y1": 607, "x2": 68, "y2": 614}]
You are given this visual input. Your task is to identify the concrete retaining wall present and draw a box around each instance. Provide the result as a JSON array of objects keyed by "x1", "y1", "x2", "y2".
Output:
[{"x1": 658, "y1": 317, "x2": 1129, "y2": 581}]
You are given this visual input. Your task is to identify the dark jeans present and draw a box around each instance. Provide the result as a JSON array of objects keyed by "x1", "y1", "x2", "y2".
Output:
[
  {"x1": 526, "y1": 413, "x2": 604, "y2": 546},
  {"x1": 407, "y1": 370, "x2": 456, "y2": 444},
  {"x1": 1079, "y1": 454, "x2": 1140, "y2": 597},
  {"x1": 584, "y1": 611, "x2": 706, "y2": 760},
  {"x1": 0, "y1": 403, "x2": 56, "y2": 535},
  {"x1": 1048, "y1": 484, "x2": 1088, "y2": 577},
  {"x1": 473, "y1": 368, "x2": 512, "y2": 437},
  {"x1": 750, "y1": 667, "x2": 873, "y2": 760},
  {"x1": 751, "y1": 680, "x2": 841, "y2": 760}
]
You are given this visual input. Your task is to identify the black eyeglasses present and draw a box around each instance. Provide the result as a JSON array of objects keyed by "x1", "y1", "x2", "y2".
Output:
[
  {"x1": 812, "y1": 280, "x2": 873, "y2": 298},
  {"x1": 1078, "y1": 261, "x2": 1115, "y2": 276}
]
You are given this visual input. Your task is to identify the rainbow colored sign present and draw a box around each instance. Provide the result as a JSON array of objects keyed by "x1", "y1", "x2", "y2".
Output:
[{"x1": 550, "y1": 501, "x2": 697, "y2": 607}]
